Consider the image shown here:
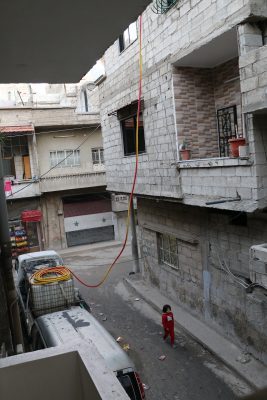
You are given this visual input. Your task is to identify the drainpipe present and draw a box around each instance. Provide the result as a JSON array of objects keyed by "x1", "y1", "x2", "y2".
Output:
[
  {"x1": 171, "y1": 72, "x2": 180, "y2": 161},
  {"x1": 130, "y1": 198, "x2": 140, "y2": 273}
]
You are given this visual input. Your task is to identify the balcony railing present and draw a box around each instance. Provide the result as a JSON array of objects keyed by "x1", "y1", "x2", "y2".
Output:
[
  {"x1": 40, "y1": 171, "x2": 106, "y2": 193},
  {"x1": 5, "y1": 179, "x2": 41, "y2": 200}
]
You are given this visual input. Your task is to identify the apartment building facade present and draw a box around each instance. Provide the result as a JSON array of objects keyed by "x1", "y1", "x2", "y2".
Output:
[
  {"x1": 0, "y1": 83, "x2": 115, "y2": 252},
  {"x1": 98, "y1": 0, "x2": 267, "y2": 364}
]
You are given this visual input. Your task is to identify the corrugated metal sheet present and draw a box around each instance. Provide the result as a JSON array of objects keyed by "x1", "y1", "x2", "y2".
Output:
[
  {"x1": 0, "y1": 125, "x2": 34, "y2": 134},
  {"x1": 63, "y1": 198, "x2": 112, "y2": 218}
]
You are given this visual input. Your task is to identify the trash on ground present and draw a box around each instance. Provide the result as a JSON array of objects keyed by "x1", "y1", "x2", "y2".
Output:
[
  {"x1": 102, "y1": 316, "x2": 107, "y2": 321},
  {"x1": 116, "y1": 336, "x2": 123, "y2": 342},
  {"x1": 158, "y1": 355, "x2": 166, "y2": 361},
  {"x1": 142, "y1": 384, "x2": 150, "y2": 391},
  {"x1": 99, "y1": 312, "x2": 104, "y2": 316},
  {"x1": 134, "y1": 298, "x2": 140, "y2": 301},
  {"x1": 123, "y1": 344, "x2": 130, "y2": 351},
  {"x1": 236, "y1": 352, "x2": 251, "y2": 364}
]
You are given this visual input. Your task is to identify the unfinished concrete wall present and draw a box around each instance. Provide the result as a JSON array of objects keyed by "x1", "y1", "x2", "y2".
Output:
[{"x1": 138, "y1": 197, "x2": 267, "y2": 364}]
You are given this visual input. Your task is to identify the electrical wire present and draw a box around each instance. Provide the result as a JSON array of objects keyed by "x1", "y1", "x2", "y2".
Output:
[
  {"x1": 68, "y1": 14, "x2": 143, "y2": 288},
  {"x1": 5, "y1": 124, "x2": 101, "y2": 198},
  {"x1": 212, "y1": 243, "x2": 249, "y2": 289}
]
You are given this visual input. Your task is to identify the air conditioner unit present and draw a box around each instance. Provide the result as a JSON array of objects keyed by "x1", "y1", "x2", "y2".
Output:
[{"x1": 249, "y1": 244, "x2": 267, "y2": 289}]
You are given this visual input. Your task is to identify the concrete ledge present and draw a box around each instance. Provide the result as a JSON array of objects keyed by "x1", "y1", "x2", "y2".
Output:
[
  {"x1": 124, "y1": 276, "x2": 267, "y2": 390},
  {"x1": 177, "y1": 157, "x2": 253, "y2": 169}
]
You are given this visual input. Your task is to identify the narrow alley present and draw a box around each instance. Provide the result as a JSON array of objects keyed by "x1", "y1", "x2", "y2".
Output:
[{"x1": 61, "y1": 242, "x2": 252, "y2": 400}]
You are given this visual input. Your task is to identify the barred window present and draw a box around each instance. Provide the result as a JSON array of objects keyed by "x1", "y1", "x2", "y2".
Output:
[
  {"x1": 50, "y1": 150, "x2": 80, "y2": 167},
  {"x1": 158, "y1": 233, "x2": 179, "y2": 270},
  {"x1": 92, "y1": 148, "x2": 104, "y2": 165}
]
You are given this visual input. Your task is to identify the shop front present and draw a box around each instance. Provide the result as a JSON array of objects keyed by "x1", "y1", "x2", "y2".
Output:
[{"x1": 8, "y1": 206, "x2": 43, "y2": 258}]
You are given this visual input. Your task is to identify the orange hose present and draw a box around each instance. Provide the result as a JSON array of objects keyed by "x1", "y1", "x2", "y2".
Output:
[{"x1": 69, "y1": 15, "x2": 143, "y2": 288}]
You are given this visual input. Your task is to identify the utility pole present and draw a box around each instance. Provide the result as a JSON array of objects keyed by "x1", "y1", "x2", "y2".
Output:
[
  {"x1": 130, "y1": 198, "x2": 140, "y2": 273},
  {"x1": 0, "y1": 145, "x2": 24, "y2": 354}
]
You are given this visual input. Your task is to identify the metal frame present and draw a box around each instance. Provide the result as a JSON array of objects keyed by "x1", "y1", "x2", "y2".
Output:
[{"x1": 217, "y1": 105, "x2": 237, "y2": 157}]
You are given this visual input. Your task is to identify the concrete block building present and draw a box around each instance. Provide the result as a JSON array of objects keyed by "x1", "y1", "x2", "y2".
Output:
[
  {"x1": 0, "y1": 83, "x2": 115, "y2": 251},
  {"x1": 98, "y1": 0, "x2": 267, "y2": 365}
]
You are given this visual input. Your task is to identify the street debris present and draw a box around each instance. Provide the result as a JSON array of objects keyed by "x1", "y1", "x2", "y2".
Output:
[
  {"x1": 102, "y1": 316, "x2": 107, "y2": 321},
  {"x1": 236, "y1": 352, "x2": 251, "y2": 364},
  {"x1": 123, "y1": 344, "x2": 130, "y2": 351},
  {"x1": 134, "y1": 298, "x2": 140, "y2": 301},
  {"x1": 116, "y1": 337, "x2": 123, "y2": 343},
  {"x1": 142, "y1": 384, "x2": 150, "y2": 391},
  {"x1": 158, "y1": 355, "x2": 166, "y2": 361},
  {"x1": 99, "y1": 312, "x2": 104, "y2": 316}
]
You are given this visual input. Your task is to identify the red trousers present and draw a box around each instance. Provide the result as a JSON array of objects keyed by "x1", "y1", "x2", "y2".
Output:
[{"x1": 163, "y1": 328, "x2": 175, "y2": 346}]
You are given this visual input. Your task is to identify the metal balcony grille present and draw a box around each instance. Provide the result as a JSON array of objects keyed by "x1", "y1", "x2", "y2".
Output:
[
  {"x1": 152, "y1": 0, "x2": 177, "y2": 14},
  {"x1": 217, "y1": 105, "x2": 237, "y2": 157}
]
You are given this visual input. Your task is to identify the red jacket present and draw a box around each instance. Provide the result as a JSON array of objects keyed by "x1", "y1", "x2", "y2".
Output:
[{"x1": 162, "y1": 311, "x2": 174, "y2": 330}]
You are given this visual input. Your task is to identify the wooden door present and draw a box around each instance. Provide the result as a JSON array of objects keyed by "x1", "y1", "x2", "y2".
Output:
[{"x1": 23, "y1": 155, "x2": 32, "y2": 179}]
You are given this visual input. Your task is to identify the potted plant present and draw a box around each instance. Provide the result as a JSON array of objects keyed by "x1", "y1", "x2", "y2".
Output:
[
  {"x1": 179, "y1": 140, "x2": 191, "y2": 161},
  {"x1": 228, "y1": 126, "x2": 246, "y2": 158}
]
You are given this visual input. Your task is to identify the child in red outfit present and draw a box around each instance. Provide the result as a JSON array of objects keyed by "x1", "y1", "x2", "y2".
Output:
[{"x1": 162, "y1": 304, "x2": 175, "y2": 347}]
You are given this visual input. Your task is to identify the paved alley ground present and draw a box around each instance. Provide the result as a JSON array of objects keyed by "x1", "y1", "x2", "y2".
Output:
[{"x1": 60, "y1": 242, "x2": 252, "y2": 400}]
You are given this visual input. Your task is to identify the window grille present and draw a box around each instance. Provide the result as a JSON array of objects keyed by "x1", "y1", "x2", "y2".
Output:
[
  {"x1": 152, "y1": 0, "x2": 177, "y2": 14},
  {"x1": 92, "y1": 148, "x2": 104, "y2": 164},
  {"x1": 217, "y1": 105, "x2": 237, "y2": 157},
  {"x1": 158, "y1": 233, "x2": 179, "y2": 270}
]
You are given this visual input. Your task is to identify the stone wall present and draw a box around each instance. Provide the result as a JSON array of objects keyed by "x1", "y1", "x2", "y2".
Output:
[{"x1": 138, "y1": 197, "x2": 267, "y2": 364}]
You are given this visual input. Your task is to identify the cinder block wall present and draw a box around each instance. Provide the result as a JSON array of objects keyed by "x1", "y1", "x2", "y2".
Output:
[
  {"x1": 138, "y1": 198, "x2": 267, "y2": 364},
  {"x1": 99, "y1": 0, "x2": 265, "y2": 197}
]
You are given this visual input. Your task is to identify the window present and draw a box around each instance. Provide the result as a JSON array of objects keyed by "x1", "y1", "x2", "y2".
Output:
[
  {"x1": 50, "y1": 150, "x2": 80, "y2": 168},
  {"x1": 92, "y1": 148, "x2": 104, "y2": 165},
  {"x1": 217, "y1": 105, "x2": 237, "y2": 157},
  {"x1": 83, "y1": 90, "x2": 88, "y2": 112},
  {"x1": 119, "y1": 22, "x2": 137, "y2": 53},
  {"x1": 158, "y1": 233, "x2": 179, "y2": 270},
  {"x1": 121, "y1": 114, "x2": 145, "y2": 156}
]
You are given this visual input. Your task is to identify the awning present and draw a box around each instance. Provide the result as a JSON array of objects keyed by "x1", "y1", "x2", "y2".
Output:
[
  {"x1": 0, "y1": 125, "x2": 34, "y2": 136},
  {"x1": 21, "y1": 210, "x2": 42, "y2": 222}
]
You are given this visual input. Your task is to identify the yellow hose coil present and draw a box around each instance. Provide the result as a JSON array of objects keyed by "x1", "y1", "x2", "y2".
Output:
[{"x1": 30, "y1": 266, "x2": 71, "y2": 285}]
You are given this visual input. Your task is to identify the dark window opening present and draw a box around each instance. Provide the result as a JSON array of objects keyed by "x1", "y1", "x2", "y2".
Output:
[
  {"x1": 217, "y1": 105, "x2": 237, "y2": 157},
  {"x1": 121, "y1": 114, "x2": 145, "y2": 156},
  {"x1": 83, "y1": 90, "x2": 88, "y2": 112},
  {"x1": 119, "y1": 22, "x2": 137, "y2": 53},
  {"x1": 229, "y1": 211, "x2": 247, "y2": 227}
]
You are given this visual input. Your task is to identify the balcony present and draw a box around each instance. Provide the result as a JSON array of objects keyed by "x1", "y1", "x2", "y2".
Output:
[
  {"x1": 40, "y1": 172, "x2": 106, "y2": 193},
  {"x1": 173, "y1": 37, "x2": 260, "y2": 211},
  {"x1": 5, "y1": 179, "x2": 41, "y2": 200},
  {"x1": 0, "y1": 342, "x2": 129, "y2": 400}
]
